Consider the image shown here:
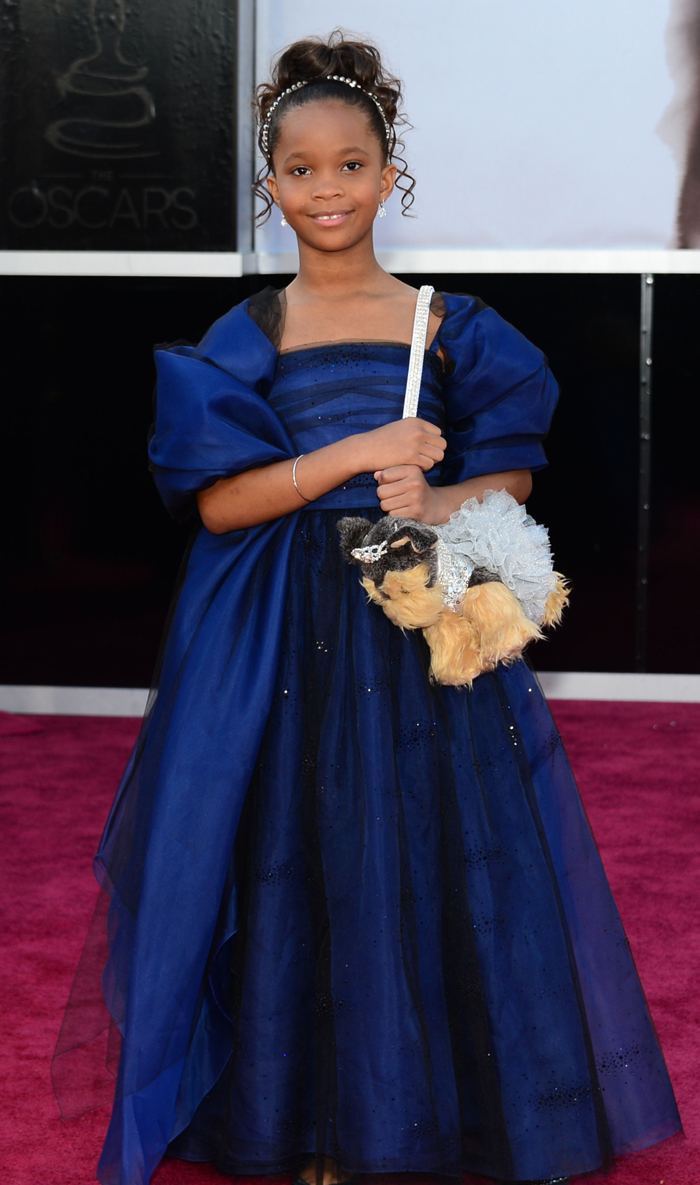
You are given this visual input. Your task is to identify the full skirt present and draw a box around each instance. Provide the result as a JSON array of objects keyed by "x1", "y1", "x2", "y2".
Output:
[{"x1": 164, "y1": 508, "x2": 680, "y2": 1184}]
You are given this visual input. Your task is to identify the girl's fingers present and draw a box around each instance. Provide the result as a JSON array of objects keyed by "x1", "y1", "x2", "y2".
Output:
[
  {"x1": 377, "y1": 476, "x2": 411, "y2": 494},
  {"x1": 379, "y1": 487, "x2": 411, "y2": 504},
  {"x1": 385, "y1": 504, "x2": 422, "y2": 519},
  {"x1": 377, "y1": 464, "x2": 414, "y2": 482},
  {"x1": 415, "y1": 419, "x2": 444, "y2": 438},
  {"x1": 381, "y1": 497, "x2": 413, "y2": 512},
  {"x1": 414, "y1": 430, "x2": 445, "y2": 449},
  {"x1": 380, "y1": 490, "x2": 423, "y2": 511},
  {"x1": 422, "y1": 428, "x2": 446, "y2": 449},
  {"x1": 377, "y1": 492, "x2": 411, "y2": 506}
]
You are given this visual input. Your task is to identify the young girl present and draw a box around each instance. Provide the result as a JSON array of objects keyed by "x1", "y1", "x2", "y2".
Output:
[{"x1": 56, "y1": 31, "x2": 681, "y2": 1185}]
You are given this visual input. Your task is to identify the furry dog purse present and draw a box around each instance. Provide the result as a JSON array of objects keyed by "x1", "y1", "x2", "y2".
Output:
[
  {"x1": 337, "y1": 287, "x2": 569, "y2": 687},
  {"x1": 338, "y1": 489, "x2": 569, "y2": 686}
]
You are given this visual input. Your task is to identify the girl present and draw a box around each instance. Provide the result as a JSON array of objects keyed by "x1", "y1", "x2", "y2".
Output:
[{"x1": 55, "y1": 31, "x2": 681, "y2": 1185}]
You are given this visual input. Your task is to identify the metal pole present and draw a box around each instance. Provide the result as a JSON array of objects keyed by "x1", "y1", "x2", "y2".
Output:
[
  {"x1": 635, "y1": 274, "x2": 654, "y2": 672},
  {"x1": 236, "y1": 0, "x2": 256, "y2": 255}
]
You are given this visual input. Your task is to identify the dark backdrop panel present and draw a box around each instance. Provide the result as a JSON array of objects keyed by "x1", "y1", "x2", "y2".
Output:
[
  {"x1": 0, "y1": 0, "x2": 236, "y2": 250},
  {"x1": 0, "y1": 273, "x2": 694, "y2": 688},
  {"x1": 649, "y1": 276, "x2": 700, "y2": 673},
  {"x1": 1, "y1": 276, "x2": 242, "y2": 687}
]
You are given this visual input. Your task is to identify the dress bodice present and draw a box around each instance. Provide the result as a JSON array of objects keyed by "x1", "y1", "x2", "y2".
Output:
[
  {"x1": 149, "y1": 291, "x2": 559, "y2": 523},
  {"x1": 266, "y1": 341, "x2": 446, "y2": 510}
]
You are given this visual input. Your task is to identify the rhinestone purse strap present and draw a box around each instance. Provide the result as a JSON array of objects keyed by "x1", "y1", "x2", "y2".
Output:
[{"x1": 402, "y1": 285, "x2": 435, "y2": 419}]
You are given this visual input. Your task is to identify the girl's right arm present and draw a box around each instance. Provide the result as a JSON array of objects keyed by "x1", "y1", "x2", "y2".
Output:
[{"x1": 197, "y1": 418, "x2": 446, "y2": 533}]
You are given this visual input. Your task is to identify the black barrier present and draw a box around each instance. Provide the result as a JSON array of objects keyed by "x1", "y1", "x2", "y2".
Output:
[{"x1": 0, "y1": 273, "x2": 698, "y2": 685}]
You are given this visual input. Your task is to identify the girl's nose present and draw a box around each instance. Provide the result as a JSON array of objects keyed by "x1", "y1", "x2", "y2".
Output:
[{"x1": 311, "y1": 174, "x2": 344, "y2": 200}]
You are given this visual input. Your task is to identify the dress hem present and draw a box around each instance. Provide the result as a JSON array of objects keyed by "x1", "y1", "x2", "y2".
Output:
[{"x1": 164, "y1": 1114, "x2": 683, "y2": 1182}]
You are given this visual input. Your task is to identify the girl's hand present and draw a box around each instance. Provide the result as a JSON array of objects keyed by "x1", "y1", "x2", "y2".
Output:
[
  {"x1": 358, "y1": 418, "x2": 446, "y2": 474},
  {"x1": 374, "y1": 465, "x2": 448, "y2": 523}
]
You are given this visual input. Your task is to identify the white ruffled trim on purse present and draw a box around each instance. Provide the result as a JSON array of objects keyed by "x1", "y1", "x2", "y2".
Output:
[{"x1": 434, "y1": 488, "x2": 559, "y2": 625}]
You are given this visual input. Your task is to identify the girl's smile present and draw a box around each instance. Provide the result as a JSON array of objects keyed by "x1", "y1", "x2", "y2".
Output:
[{"x1": 309, "y1": 210, "x2": 352, "y2": 225}]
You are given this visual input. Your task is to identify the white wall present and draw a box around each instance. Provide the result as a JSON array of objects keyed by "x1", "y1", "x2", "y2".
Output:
[{"x1": 254, "y1": 0, "x2": 678, "y2": 253}]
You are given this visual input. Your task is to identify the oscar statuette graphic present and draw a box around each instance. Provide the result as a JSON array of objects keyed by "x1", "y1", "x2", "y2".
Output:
[{"x1": 45, "y1": 0, "x2": 158, "y2": 161}]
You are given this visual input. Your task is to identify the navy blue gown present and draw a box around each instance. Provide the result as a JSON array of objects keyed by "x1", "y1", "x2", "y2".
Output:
[{"x1": 53, "y1": 290, "x2": 681, "y2": 1185}]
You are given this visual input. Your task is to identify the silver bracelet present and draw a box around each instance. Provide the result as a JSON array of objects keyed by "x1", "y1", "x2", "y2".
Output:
[{"x1": 292, "y1": 454, "x2": 312, "y2": 502}]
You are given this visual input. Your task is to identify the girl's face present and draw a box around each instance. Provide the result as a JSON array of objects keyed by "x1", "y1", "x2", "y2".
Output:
[{"x1": 267, "y1": 99, "x2": 396, "y2": 252}]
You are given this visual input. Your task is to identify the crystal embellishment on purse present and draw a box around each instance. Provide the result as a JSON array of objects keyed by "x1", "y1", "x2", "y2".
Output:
[{"x1": 338, "y1": 488, "x2": 569, "y2": 687}]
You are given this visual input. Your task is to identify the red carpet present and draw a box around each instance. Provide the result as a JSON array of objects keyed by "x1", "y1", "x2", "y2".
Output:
[{"x1": 1, "y1": 701, "x2": 697, "y2": 1185}]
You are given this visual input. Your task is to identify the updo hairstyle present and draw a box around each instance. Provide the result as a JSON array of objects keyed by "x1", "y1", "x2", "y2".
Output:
[{"x1": 253, "y1": 30, "x2": 415, "y2": 224}]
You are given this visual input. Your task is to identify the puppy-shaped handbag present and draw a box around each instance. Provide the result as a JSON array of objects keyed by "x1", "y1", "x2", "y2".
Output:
[{"x1": 337, "y1": 287, "x2": 569, "y2": 687}]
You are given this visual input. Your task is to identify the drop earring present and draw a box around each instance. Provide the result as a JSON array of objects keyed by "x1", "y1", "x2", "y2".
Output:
[
  {"x1": 280, "y1": 213, "x2": 288, "y2": 227},
  {"x1": 377, "y1": 201, "x2": 387, "y2": 219}
]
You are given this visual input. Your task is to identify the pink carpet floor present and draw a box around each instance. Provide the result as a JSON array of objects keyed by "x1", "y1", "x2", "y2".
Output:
[{"x1": 1, "y1": 701, "x2": 697, "y2": 1185}]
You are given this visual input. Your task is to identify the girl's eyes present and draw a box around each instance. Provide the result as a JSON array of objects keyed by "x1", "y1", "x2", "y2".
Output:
[{"x1": 289, "y1": 161, "x2": 363, "y2": 177}]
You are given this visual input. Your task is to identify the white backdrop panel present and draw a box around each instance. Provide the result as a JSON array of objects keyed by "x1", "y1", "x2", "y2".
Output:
[{"x1": 255, "y1": 0, "x2": 678, "y2": 254}]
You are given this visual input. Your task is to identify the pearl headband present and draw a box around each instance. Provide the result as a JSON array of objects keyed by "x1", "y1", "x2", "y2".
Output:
[{"x1": 260, "y1": 74, "x2": 393, "y2": 158}]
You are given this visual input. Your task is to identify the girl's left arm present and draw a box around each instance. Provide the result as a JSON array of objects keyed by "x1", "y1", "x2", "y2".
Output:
[{"x1": 374, "y1": 465, "x2": 532, "y2": 524}]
